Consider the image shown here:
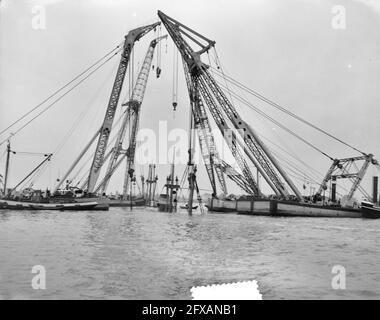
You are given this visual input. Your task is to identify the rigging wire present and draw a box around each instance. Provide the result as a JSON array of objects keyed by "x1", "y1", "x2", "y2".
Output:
[
  {"x1": 61, "y1": 113, "x2": 125, "y2": 188},
  {"x1": 210, "y1": 63, "x2": 366, "y2": 156},
  {"x1": 214, "y1": 78, "x2": 335, "y2": 161},
  {"x1": 209, "y1": 53, "x2": 374, "y2": 198},
  {"x1": 0, "y1": 43, "x2": 123, "y2": 139},
  {"x1": 260, "y1": 134, "x2": 324, "y2": 180},
  {"x1": 10, "y1": 151, "x2": 48, "y2": 156},
  {"x1": 52, "y1": 57, "x2": 120, "y2": 159},
  {"x1": 210, "y1": 48, "x2": 238, "y2": 113},
  {"x1": 0, "y1": 49, "x2": 122, "y2": 147},
  {"x1": 172, "y1": 44, "x2": 179, "y2": 112}
]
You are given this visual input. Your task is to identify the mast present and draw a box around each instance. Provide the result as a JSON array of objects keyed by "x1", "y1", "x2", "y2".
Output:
[
  {"x1": 152, "y1": 174, "x2": 158, "y2": 204},
  {"x1": 187, "y1": 112, "x2": 196, "y2": 215},
  {"x1": 169, "y1": 148, "x2": 175, "y2": 212},
  {"x1": 3, "y1": 141, "x2": 11, "y2": 197}
]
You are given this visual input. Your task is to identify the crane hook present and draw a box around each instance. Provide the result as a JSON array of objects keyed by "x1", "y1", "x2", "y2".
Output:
[{"x1": 156, "y1": 67, "x2": 161, "y2": 78}]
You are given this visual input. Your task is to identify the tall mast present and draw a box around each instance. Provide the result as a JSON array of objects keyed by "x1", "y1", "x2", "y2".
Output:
[
  {"x1": 3, "y1": 141, "x2": 11, "y2": 197},
  {"x1": 169, "y1": 148, "x2": 175, "y2": 212},
  {"x1": 187, "y1": 111, "x2": 196, "y2": 215}
]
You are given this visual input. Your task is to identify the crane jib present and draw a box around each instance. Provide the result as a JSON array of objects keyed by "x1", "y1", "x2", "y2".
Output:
[{"x1": 86, "y1": 22, "x2": 160, "y2": 194}]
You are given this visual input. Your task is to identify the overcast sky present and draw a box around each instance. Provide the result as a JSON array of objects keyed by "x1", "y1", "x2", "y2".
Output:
[{"x1": 1, "y1": 0, "x2": 379, "y2": 199}]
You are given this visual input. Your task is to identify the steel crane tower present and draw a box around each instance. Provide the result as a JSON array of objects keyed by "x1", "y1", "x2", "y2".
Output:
[
  {"x1": 86, "y1": 22, "x2": 160, "y2": 194},
  {"x1": 316, "y1": 154, "x2": 378, "y2": 201},
  {"x1": 96, "y1": 36, "x2": 167, "y2": 197},
  {"x1": 158, "y1": 10, "x2": 302, "y2": 200}
]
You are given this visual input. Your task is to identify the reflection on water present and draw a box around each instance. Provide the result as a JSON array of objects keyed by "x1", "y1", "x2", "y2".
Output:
[{"x1": 0, "y1": 207, "x2": 379, "y2": 299}]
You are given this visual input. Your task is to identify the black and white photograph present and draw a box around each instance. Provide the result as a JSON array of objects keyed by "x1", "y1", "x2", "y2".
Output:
[{"x1": 0, "y1": 0, "x2": 379, "y2": 305}]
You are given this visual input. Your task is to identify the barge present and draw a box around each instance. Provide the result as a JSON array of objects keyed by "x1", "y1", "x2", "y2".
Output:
[
  {"x1": 0, "y1": 199, "x2": 108, "y2": 211},
  {"x1": 207, "y1": 197, "x2": 362, "y2": 218}
]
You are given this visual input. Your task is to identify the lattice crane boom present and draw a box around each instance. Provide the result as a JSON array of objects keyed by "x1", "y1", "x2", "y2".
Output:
[
  {"x1": 316, "y1": 154, "x2": 378, "y2": 200},
  {"x1": 219, "y1": 160, "x2": 257, "y2": 195},
  {"x1": 96, "y1": 35, "x2": 167, "y2": 195},
  {"x1": 158, "y1": 11, "x2": 300, "y2": 199},
  {"x1": 86, "y1": 22, "x2": 160, "y2": 193},
  {"x1": 182, "y1": 61, "x2": 227, "y2": 196}
]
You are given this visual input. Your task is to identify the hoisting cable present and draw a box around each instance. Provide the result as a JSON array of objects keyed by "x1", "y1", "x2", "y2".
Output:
[
  {"x1": 0, "y1": 43, "x2": 123, "y2": 139},
  {"x1": 52, "y1": 57, "x2": 120, "y2": 161},
  {"x1": 156, "y1": 25, "x2": 162, "y2": 78},
  {"x1": 0, "y1": 48, "x2": 122, "y2": 147},
  {"x1": 214, "y1": 78, "x2": 335, "y2": 161},
  {"x1": 210, "y1": 64, "x2": 367, "y2": 156},
  {"x1": 172, "y1": 45, "x2": 179, "y2": 112}
]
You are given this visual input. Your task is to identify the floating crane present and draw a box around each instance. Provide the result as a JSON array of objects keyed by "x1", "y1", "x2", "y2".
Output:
[
  {"x1": 2, "y1": 11, "x2": 378, "y2": 213},
  {"x1": 53, "y1": 22, "x2": 160, "y2": 194},
  {"x1": 158, "y1": 10, "x2": 302, "y2": 212},
  {"x1": 96, "y1": 35, "x2": 167, "y2": 197},
  {"x1": 86, "y1": 22, "x2": 160, "y2": 194},
  {"x1": 158, "y1": 10, "x2": 379, "y2": 207}
]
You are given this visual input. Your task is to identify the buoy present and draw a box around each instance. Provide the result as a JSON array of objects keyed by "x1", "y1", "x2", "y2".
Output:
[
  {"x1": 172, "y1": 102, "x2": 177, "y2": 111},
  {"x1": 156, "y1": 67, "x2": 161, "y2": 78}
]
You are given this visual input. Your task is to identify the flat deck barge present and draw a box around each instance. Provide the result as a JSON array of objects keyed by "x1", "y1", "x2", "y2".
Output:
[{"x1": 207, "y1": 198, "x2": 362, "y2": 218}]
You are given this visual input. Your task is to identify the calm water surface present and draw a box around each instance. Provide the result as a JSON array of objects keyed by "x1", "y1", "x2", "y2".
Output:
[{"x1": 0, "y1": 207, "x2": 379, "y2": 299}]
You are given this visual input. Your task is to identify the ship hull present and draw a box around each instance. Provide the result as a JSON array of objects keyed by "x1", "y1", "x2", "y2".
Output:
[
  {"x1": 0, "y1": 199, "x2": 107, "y2": 211},
  {"x1": 361, "y1": 202, "x2": 380, "y2": 219},
  {"x1": 205, "y1": 198, "x2": 237, "y2": 213},
  {"x1": 75, "y1": 196, "x2": 146, "y2": 208},
  {"x1": 207, "y1": 198, "x2": 362, "y2": 218}
]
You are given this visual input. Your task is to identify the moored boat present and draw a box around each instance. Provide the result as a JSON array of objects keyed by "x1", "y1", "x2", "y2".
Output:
[
  {"x1": 0, "y1": 199, "x2": 108, "y2": 211},
  {"x1": 207, "y1": 197, "x2": 363, "y2": 218},
  {"x1": 75, "y1": 195, "x2": 146, "y2": 208},
  {"x1": 361, "y1": 201, "x2": 380, "y2": 219}
]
